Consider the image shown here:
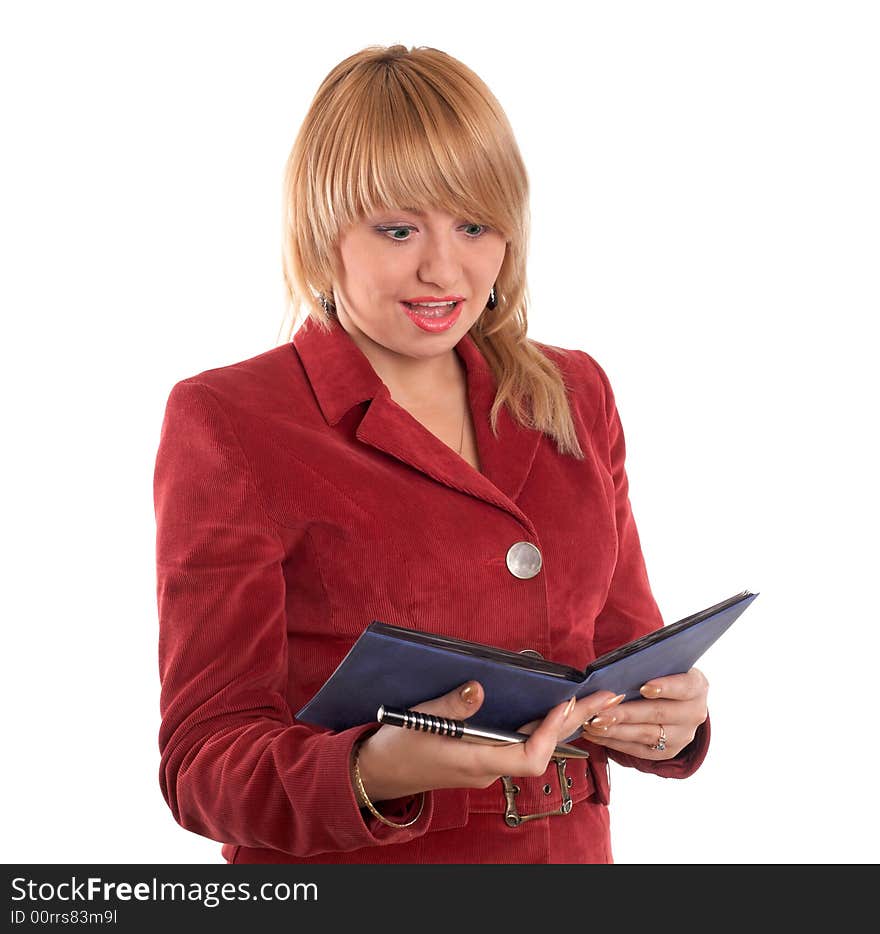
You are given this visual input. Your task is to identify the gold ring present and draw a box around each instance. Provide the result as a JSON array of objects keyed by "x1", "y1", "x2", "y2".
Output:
[{"x1": 649, "y1": 724, "x2": 667, "y2": 752}]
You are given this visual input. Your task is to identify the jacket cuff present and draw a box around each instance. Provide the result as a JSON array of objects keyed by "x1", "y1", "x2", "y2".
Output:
[{"x1": 342, "y1": 724, "x2": 435, "y2": 846}]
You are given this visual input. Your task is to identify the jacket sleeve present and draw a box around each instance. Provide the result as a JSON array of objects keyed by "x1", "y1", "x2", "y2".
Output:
[
  {"x1": 154, "y1": 380, "x2": 432, "y2": 856},
  {"x1": 583, "y1": 354, "x2": 709, "y2": 779}
]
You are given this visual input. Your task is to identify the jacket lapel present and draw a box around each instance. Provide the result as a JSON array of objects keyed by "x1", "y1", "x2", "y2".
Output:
[{"x1": 293, "y1": 318, "x2": 542, "y2": 524}]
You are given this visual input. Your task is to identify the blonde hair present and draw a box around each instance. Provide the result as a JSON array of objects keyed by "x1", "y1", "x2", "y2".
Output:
[{"x1": 280, "y1": 44, "x2": 584, "y2": 458}]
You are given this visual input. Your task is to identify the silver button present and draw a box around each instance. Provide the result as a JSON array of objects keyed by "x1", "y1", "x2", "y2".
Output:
[{"x1": 506, "y1": 541, "x2": 542, "y2": 579}]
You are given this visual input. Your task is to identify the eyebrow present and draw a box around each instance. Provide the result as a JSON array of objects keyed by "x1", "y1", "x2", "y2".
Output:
[{"x1": 372, "y1": 206, "x2": 470, "y2": 221}]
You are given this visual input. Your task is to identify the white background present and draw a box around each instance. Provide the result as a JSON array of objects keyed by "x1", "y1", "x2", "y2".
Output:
[{"x1": 2, "y1": 1, "x2": 877, "y2": 864}]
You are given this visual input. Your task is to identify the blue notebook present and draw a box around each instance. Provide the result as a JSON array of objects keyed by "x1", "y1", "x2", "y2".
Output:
[{"x1": 295, "y1": 590, "x2": 758, "y2": 735}]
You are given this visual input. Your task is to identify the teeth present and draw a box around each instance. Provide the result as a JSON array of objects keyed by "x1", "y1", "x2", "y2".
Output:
[{"x1": 404, "y1": 301, "x2": 459, "y2": 318}]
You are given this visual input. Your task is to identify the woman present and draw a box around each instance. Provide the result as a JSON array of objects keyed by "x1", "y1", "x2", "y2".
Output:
[{"x1": 153, "y1": 44, "x2": 710, "y2": 864}]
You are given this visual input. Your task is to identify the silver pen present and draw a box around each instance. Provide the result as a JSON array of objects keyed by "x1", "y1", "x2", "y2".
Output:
[{"x1": 376, "y1": 705, "x2": 589, "y2": 760}]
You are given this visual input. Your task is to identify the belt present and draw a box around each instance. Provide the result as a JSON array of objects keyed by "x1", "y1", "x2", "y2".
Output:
[{"x1": 467, "y1": 756, "x2": 599, "y2": 826}]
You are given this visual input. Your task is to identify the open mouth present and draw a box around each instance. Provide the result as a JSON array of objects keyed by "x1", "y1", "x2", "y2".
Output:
[
  {"x1": 400, "y1": 300, "x2": 464, "y2": 332},
  {"x1": 401, "y1": 301, "x2": 462, "y2": 317}
]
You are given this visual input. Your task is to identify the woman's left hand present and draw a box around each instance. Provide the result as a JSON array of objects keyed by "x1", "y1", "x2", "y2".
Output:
[{"x1": 580, "y1": 667, "x2": 709, "y2": 760}]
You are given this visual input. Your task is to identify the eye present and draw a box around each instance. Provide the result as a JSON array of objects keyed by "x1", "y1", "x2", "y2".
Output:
[
  {"x1": 375, "y1": 223, "x2": 490, "y2": 244},
  {"x1": 463, "y1": 223, "x2": 488, "y2": 238},
  {"x1": 380, "y1": 226, "x2": 414, "y2": 242}
]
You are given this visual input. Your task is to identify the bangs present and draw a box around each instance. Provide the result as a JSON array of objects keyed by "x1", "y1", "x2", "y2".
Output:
[{"x1": 317, "y1": 58, "x2": 523, "y2": 240}]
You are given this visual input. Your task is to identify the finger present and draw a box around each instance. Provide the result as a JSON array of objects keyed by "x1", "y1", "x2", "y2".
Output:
[
  {"x1": 583, "y1": 695, "x2": 708, "y2": 743},
  {"x1": 517, "y1": 691, "x2": 624, "y2": 737},
  {"x1": 584, "y1": 734, "x2": 677, "y2": 759},
  {"x1": 640, "y1": 667, "x2": 709, "y2": 701},
  {"x1": 587, "y1": 721, "x2": 675, "y2": 749},
  {"x1": 563, "y1": 692, "x2": 627, "y2": 740},
  {"x1": 524, "y1": 695, "x2": 577, "y2": 759},
  {"x1": 411, "y1": 680, "x2": 485, "y2": 721},
  {"x1": 498, "y1": 696, "x2": 576, "y2": 776},
  {"x1": 573, "y1": 691, "x2": 627, "y2": 724},
  {"x1": 596, "y1": 696, "x2": 687, "y2": 725}
]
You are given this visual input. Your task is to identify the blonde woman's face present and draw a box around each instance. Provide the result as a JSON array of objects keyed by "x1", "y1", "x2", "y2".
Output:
[{"x1": 332, "y1": 207, "x2": 506, "y2": 368}]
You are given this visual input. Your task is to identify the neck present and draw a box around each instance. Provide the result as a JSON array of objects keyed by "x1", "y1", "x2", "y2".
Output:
[
  {"x1": 382, "y1": 353, "x2": 465, "y2": 408},
  {"x1": 348, "y1": 336, "x2": 466, "y2": 409}
]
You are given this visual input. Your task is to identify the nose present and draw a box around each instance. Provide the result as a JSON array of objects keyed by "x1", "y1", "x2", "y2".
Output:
[{"x1": 416, "y1": 234, "x2": 463, "y2": 290}]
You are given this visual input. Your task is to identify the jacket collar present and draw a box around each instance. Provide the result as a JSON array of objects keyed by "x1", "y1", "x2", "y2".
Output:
[{"x1": 293, "y1": 317, "x2": 542, "y2": 522}]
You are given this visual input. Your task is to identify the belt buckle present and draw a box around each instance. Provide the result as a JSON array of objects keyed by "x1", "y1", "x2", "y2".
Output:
[{"x1": 500, "y1": 758, "x2": 573, "y2": 827}]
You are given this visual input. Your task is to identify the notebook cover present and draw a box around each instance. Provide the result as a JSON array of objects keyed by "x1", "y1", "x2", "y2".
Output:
[{"x1": 295, "y1": 591, "x2": 758, "y2": 734}]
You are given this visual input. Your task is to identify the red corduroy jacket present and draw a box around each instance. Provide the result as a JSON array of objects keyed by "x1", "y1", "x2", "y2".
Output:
[{"x1": 153, "y1": 318, "x2": 709, "y2": 864}]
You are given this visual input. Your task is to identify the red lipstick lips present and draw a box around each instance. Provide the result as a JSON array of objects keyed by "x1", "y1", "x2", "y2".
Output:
[{"x1": 400, "y1": 296, "x2": 465, "y2": 333}]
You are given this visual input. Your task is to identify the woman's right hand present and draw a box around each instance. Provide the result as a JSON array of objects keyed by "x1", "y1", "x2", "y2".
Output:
[{"x1": 354, "y1": 680, "x2": 625, "y2": 802}]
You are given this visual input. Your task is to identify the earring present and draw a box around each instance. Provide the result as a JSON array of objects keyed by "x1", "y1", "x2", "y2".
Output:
[
  {"x1": 486, "y1": 285, "x2": 497, "y2": 310},
  {"x1": 318, "y1": 292, "x2": 335, "y2": 314}
]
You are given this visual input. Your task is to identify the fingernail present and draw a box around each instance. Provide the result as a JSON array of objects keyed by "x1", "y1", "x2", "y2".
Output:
[
  {"x1": 602, "y1": 693, "x2": 626, "y2": 709},
  {"x1": 640, "y1": 683, "x2": 662, "y2": 698},
  {"x1": 460, "y1": 683, "x2": 476, "y2": 704},
  {"x1": 587, "y1": 715, "x2": 617, "y2": 730},
  {"x1": 563, "y1": 696, "x2": 576, "y2": 718}
]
